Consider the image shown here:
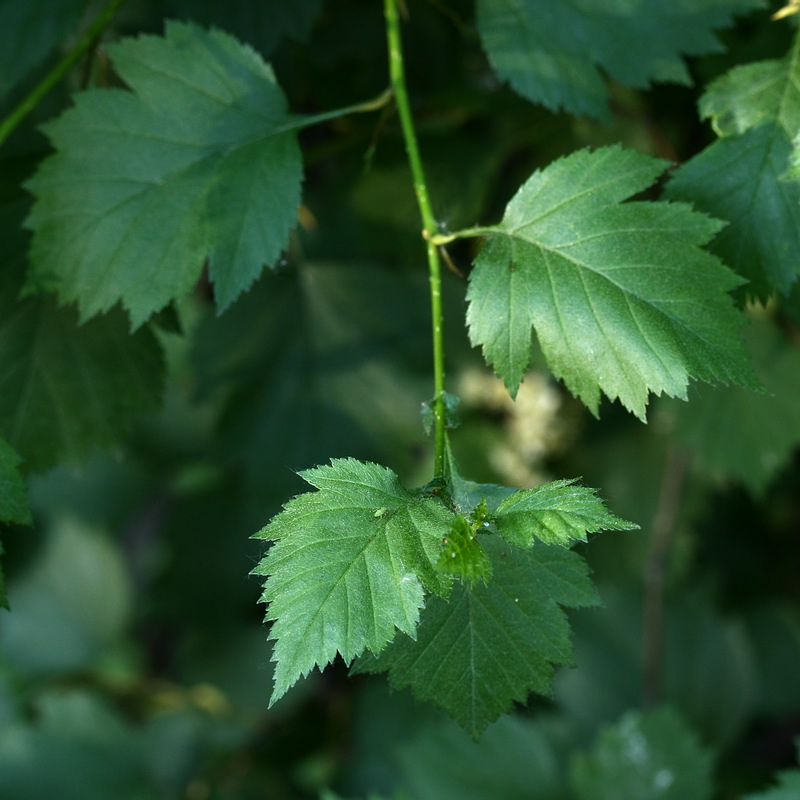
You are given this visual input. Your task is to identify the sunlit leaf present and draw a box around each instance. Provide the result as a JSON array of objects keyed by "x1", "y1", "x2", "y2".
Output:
[
  {"x1": 467, "y1": 145, "x2": 757, "y2": 418},
  {"x1": 252, "y1": 459, "x2": 454, "y2": 705}
]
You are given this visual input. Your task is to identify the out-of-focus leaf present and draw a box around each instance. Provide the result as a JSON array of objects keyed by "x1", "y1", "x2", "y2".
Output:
[
  {"x1": 0, "y1": 517, "x2": 133, "y2": 674},
  {"x1": 557, "y1": 585, "x2": 757, "y2": 748},
  {"x1": 192, "y1": 262, "x2": 434, "y2": 503},
  {"x1": 163, "y1": 0, "x2": 322, "y2": 56},
  {"x1": 475, "y1": 0, "x2": 760, "y2": 119},
  {"x1": 570, "y1": 707, "x2": 713, "y2": 800},
  {"x1": 0, "y1": 689, "x2": 158, "y2": 800},
  {"x1": 0, "y1": 438, "x2": 30, "y2": 525},
  {"x1": 26, "y1": 20, "x2": 305, "y2": 327},
  {"x1": 667, "y1": 318, "x2": 800, "y2": 493},
  {"x1": 0, "y1": 0, "x2": 89, "y2": 98},
  {"x1": 397, "y1": 715, "x2": 570, "y2": 800},
  {"x1": 0, "y1": 293, "x2": 164, "y2": 472}
]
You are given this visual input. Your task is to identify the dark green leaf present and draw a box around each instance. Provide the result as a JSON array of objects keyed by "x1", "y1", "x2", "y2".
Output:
[
  {"x1": 668, "y1": 318, "x2": 800, "y2": 493},
  {"x1": 0, "y1": 0, "x2": 89, "y2": 98},
  {"x1": 397, "y1": 715, "x2": 570, "y2": 800},
  {"x1": 0, "y1": 518, "x2": 134, "y2": 674},
  {"x1": 467, "y1": 145, "x2": 757, "y2": 418},
  {"x1": 0, "y1": 437, "x2": 31, "y2": 525},
  {"x1": 742, "y1": 744, "x2": 800, "y2": 799},
  {"x1": 162, "y1": 0, "x2": 322, "y2": 57},
  {"x1": 570, "y1": 707, "x2": 713, "y2": 800},
  {"x1": 665, "y1": 35, "x2": 800, "y2": 297},
  {"x1": 0, "y1": 292, "x2": 164, "y2": 472},
  {"x1": 475, "y1": 0, "x2": 760, "y2": 119},
  {"x1": 192, "y1": 262, "x2": 434, "y2": 504},
  {"x1": 26, "y1": 20, "x2": 304, "y2": 327},
  {"x1": 353, "y1": 539, "x2": 599, "y2": 738},
  {"x1": 252, "y1": 459, "x2": 455, "y2": 705}
]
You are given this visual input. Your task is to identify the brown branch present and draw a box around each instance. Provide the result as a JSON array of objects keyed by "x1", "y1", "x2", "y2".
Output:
[{"x1": 643, "y1": 445, "x2": 690, "y2": 706}]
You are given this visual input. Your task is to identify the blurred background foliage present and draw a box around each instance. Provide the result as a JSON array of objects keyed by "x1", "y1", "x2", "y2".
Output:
[{"x1": 1, "y1": 0, "x2": 800, "y2": 798}]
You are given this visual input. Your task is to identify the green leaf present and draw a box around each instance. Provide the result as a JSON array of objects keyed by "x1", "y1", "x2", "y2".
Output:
[
  {"x1": 353, "y1": 538, "x2": 600, "y2": 738},
  {"x1": 475, "y1": 0, "x2": 760, "y2": 119},
  {"x1": 494, "y1": 479, "x2": 637, "y2": 547},
  {"x1": 0, "y1": 292, "x2": 164, "y2": 472},
  {"x1": 192, "y1": 262, "x2": 434, "y2": 504},
  {"x1": 665, "y1": 36, "x2": 800, "y2": 298},
  {"x1": 436, "y1": 514, "x2": 492, "y2": 586},
  {"x1": 252, "y1": 459, "x2": 455, "y2": 705},
  {"x1": 668, "y1": 318, "x2": 800, "y2": 493},
  {"x1": 162, "y1": 0, "x2": 323, "y2": 57},
  {"x1": 570, "y1": 707, "x2": 713, "y2": 800},
  {"x1": 0, "y1": 438, "x2": 31, "y2": 525},
  {"x1": 26, "y1": 20, "x2": 304, "y2": 328},
  {"x1": 397, "y1": 715, "x2": 570, "y2": 800},
  {"x1": 742, "y1": 744, "x2": 800, "y2": 799},
  {"x1": 0, "y1": 517, "x2": 134, "y2": 673},
  {"x1": 466, "y1": 145, "x2": 757, "y2": 419},
  {"x1": 0, "y1": 0, "x2": 89, "y2": 98}
]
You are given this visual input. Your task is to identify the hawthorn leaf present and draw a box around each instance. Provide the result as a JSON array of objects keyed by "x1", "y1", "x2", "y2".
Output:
[
  {"x1": 26, "y1": 20, "x2": 304, "y2": 328},
  {"x1": 0, "y1": 438, "x2": 31, "y2": 525},
  {"x1": 397, "y1": 715, "x2": 568, "y2": 800},
  {"x1": 0, "y1": 292, "x2": 164, "y2": 472},
  {"x1": 570, "y1": 707, "x2": 713, "y2": 800},
  {"x1": 162, "y1": 0, "x2": 323, "y2": 57},
  {"x1": 667, "y1": 318, "x2": 800, "y2": 494},
  {"x1": 252, "y1": 459, "x2": 455, "y2": 705},
  {"x1": 466, "y1": 145, "x2": 757, "y2": 419},
  {"x1": 353, "y1": 538, "x2": 599, "y2": 739},
  {"x1": 191, "y1": 262, "x2": 433, "y2": 504},
  {"x1": 475, "y1": 0, "x2": 760, "y2": 119},
  {"x1": 436, "y1": 514, "x2": 493, "y2": 586},
  {"x1": 494, "y1": 478, "x2": 637, "y2": 547},
  {"x1": 665, "y1": 36, "x2": 800, "y2": 298}
]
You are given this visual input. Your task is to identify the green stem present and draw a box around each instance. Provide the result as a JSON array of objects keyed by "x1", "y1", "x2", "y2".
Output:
[
  {"x1": 385, "y1": 0, "x2": 447, "y2": 478},
  {"x1": 426, "y1": 225, "x2": 498, "y2": 246},
  {"x1": 0, "y1": 0, "x2": 126, "y2": 148},
  {"x1": 295, "y1": 87, "x2": 394, "y2": 130}
]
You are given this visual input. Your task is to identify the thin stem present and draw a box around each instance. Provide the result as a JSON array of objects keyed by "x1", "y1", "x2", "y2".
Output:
[
  {"x1": 0, "y1": 0, "x2": 127, "y2": 148},
  {"x1": 293, "y1": 87, "x2": 394, "y2": 131},
  {"x1": 643, "y1": 446, "x2": 689, "y2": 706},
  {"x1": 385, "y1": 0, "x2": 447, "y2": 477},
  {"x1": 426, "y1": 225, "x2": 498, "y2": 246}
]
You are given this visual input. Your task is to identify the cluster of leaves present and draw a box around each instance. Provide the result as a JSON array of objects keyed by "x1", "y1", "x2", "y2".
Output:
[{"x1": 2, "y1": 0, "x2": 800, "y2": 798}]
